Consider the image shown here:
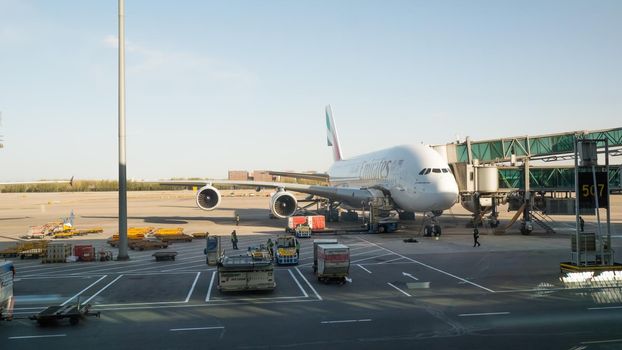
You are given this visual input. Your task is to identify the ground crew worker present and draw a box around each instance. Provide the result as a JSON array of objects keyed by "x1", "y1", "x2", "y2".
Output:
[
  {"x1": 235, "y1": 213, "x2": 240, "y2": 226},
  {"x1": 267, "y1": 238, "x2": 274, "y2": 259},
  {"x1": 295, "y1": 239, "x2": 300, "y2": 258},
  {"x1": 579, "y1": 216, "x2": 585, "y2": 232},
  {"x1": 231, "y1": 230, "x2": 239, "y2": 250},
  {"x1": 473, "y1": 228, "x2": 481, "y2": 247},
  {"x1": 10, "y1": 265, "x2": 15, "y2": 279}
]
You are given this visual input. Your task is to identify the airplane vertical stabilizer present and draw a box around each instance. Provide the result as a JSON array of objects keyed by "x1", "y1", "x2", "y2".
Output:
[{"x1": 325, "y1": 105, "x2": 343, "y2": 161}]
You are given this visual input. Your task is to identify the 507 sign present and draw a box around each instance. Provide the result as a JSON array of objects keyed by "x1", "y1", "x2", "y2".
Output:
[{"x1": 578, "y1": 171, "x2": 609, "y2": 208}]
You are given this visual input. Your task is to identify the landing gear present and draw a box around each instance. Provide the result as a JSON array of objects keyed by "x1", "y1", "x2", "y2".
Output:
[
  {"x1": 423, "y1": 212, "x2": 442, "y2": 237},
  {"x1": 399, "y1": 211, "x2": 415, "y2": 221},
  {"x1": 423, "y1": 225, "x2": 441, "y2": 237}
]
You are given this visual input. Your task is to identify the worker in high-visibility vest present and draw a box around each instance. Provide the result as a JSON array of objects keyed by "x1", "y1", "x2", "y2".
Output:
[
  {"x1": 267, "y1": 238, "x2": 274, "y2": 259},
  {"x1": 295, "y1": 239, "x2": 300, "y2": 258}
]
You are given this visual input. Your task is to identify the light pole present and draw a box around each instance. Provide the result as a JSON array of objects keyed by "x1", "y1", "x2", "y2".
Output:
[{"x1": 117, "y1": 0, "x2": 129, "y2": 260}]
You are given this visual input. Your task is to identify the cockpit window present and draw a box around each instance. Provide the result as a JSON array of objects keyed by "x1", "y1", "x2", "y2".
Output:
[
  {"x1": 441, "y1": 168, "x2": 448, "y2": 173},
  {"x1": 418, "y1": 169, "x2": 426, "y2": 175},
  {"x1": 432, "y1": 168, "x2": 441, "y2": 173},
  {"x1": 424, "y1": 168, "x2": 431, "y2": 175}
]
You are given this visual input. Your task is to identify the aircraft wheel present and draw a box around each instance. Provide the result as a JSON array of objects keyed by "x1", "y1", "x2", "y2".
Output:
[{"x1": 434, "y1": 225, "x2": 442, "y2": 236}]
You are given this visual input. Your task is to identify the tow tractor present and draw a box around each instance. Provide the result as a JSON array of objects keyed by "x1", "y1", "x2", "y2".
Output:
[{"x1": 274, "y1": 235, "x2": 299, "y2": 265}]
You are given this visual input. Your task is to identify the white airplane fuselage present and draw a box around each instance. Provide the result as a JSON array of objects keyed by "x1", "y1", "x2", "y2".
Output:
[{"x1": 327, "y1": 144, "x2": 459, "y2": 212}]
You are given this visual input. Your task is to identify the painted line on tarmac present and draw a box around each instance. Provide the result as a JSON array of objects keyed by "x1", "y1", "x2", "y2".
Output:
[
  {"x1": 351, "y1": 252, "x2": 395, "y2": 264},
  {"x1": 321, "y1": 319, "x2": 372, "y2": 324},
  {"x1": 379, "y1": 257, "x2": 407, "y2": 264},
  {"x1": 581, "y1": 338, "x2": 622, "y2": 345},
  {"x1": 205, "y1": 271, "x2": 216, "y2": 302},
  {"x1": 9, "y1": 334, "x2": 67, "y2": 340},
  {"x1": 18, "y1": 274, "x2": 105, "y2": 280},
  {"x1": 295, "y1": 267, "x2": 323, "y2": 301},
  {"x1": 387, "y1": 283, "x2": 411, "y2": 297},
  {"x1": 588, "y1": 306, "x2": 622, "y2": 311},
  {"x1": 357, "y1": 237, "x2": 495, "y2": 293},
  {"x1": 458, "y1": 312, "x2": 510, "y2": 317},
  {"x1": 289, "y1": 269, "x2": 309, "y2": 298},
  {"x1": 184, "y1": 272, "x2": 201, "y2": 302},
  {"x1": 82, "y1": 275, "x2": 124, "y2": 304},
  {"x1": 60, "y1": 275, "x2": 108, "y2": 306},
  {"x1": 95, "y1": 296, "x2": 318, "y2": 312},
  {"x1": 170, "y1": 326, "x2": 224, "y2": 332},
  {"x1": 162, "y1": 264, "x2": 213, "y2": 272},
  {"x1": 357, "y1": 264, "x2": 372, "y2": 274}
]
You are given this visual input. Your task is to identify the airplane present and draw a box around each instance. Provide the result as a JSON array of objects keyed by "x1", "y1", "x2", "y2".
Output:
[
  {"x1": 159, "y1": 106, "x2": 459, "y2": 234},
  {"x1": 0, "y1": 177, "x2": 74, "y2": 186}
]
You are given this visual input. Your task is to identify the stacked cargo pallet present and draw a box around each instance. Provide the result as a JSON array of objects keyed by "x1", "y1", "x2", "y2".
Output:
[
  {"x1": 154, "y1": 227, "x2": 193, "y2": 243},
  {"x1": 42, "y1": 243, "x2": 72, "y2": 263},
  {"x1": 106, "y1": 227, "x2": 154, "y2": 247},
  {"x1": 0, "y1": 241, "x2": 49, "y2": 259}
]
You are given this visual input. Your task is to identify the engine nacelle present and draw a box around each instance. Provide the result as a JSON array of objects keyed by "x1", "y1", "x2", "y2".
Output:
[
  {"x1": 195, "y1": 185, "x2": 221, "y2": 211},
  {"x1": 269, "y1": 191, "x2": 298, "y2": 219}
]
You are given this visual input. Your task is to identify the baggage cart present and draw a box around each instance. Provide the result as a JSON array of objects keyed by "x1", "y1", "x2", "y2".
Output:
[
  {"x1": 153, "y1": 251, "x2": 177, "y2": 261},
  {"x1": 129, "y1": 239, "x2": 168, "y2": 251},
  {"x1": 29, "y1": 302, "x2": 100, "y2": 326},
  {"x1": 217, "y1": 254, "x2": 275, "y2": 292},
  {"x1": 312, "y1": 239, "x2": 338, "y2": 272},
  {"x1": 316, "y1": 243, "x2": 350, "y2": 284}
]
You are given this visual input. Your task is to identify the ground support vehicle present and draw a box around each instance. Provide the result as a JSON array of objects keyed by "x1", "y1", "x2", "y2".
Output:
[
  {"x1": 274, "y1": 236, "x2": 299, "y2": 265},
  {"x1": 129, "y1": 239, "x2": 168, "y2": 251},
  {"x1": 0, "y1": 240, "x2": 49, "y2": 259},
  {"x1": 29, "y1": 302, "x2": 100, "y2": 326},
  {"x1": 217, "y1": 254, "x2": 275, "y2": 292},
  {"x1": 153, "y1": 251, "x2": 177, "y2": 261},
  {"x1": 0, "y1": 261, "x2": 14, "y2": 321},
  {"x1": 295, "y1": 225, "x2": 312, "y2": 238},
  {"x1": 205, "y1": 236, "x2": 220, "y2": 265},
  {"x1": 286, "y1": 216, "x2": 307, "y2": 233},
  {"x1": 315, "y1": 244, "x2": 350, "y2": 284},
  {"x1": 312, "y1": 239, "x2": 338, "y2": 272}
]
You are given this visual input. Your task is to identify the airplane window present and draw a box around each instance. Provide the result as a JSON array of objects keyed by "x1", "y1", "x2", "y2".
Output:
[
  {"x1": 424, "y1": 168, "x2": 431, "y2": 175},
  {"x1": 432, "y1": 168, "x2": 441, "y2": 173},
  {"x1": 441, "y1": 168, "x2": 448, "y2": 173},
  {"x1": 418, "y1": 169, "x2": 426, "y2": 175}
]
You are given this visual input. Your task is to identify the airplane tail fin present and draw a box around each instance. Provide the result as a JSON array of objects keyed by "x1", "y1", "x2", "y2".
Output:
[{"x1": 325, "y1": 105, "x2": 343, "y2": 161}]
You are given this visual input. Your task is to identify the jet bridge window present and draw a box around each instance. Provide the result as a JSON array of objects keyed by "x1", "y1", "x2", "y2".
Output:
[{"x1": 432, "y1": 168, "x2": 441, "y2": 173}]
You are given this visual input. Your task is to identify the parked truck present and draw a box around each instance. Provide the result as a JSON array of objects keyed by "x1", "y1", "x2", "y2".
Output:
[
  {"x1": 1, "y1": 261, "x2": 14, "y2": 321},
  {"x1": 315, "y1": 243, "x2": 350, "y2": 284},
  {"x1": 217, "y1": 254, "x2": 275, "y2": 292}
]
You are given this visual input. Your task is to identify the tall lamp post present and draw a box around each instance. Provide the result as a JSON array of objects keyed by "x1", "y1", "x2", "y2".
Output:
[{"x1": 117, "y1": 0, "x2": 129, "y2": 260}]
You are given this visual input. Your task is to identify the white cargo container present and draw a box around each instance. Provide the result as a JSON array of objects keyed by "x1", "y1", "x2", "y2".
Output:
[
  {"x1": 312, "y1": 239, "x2": 338, "y2": 273},
  {"x1": 316, "y1": 244, "x2": 350, "y2": 284},
  {"x1": 1, "y1": 261, "x2": 14, "y2": 320},
  {"x1": 217, "y1": 254, "x2": 275, "y2": 292}
]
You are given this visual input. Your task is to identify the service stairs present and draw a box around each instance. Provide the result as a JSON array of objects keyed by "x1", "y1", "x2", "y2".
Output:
[{"x1": 531, "y1": 210, "x2": 556, "y2": 234}]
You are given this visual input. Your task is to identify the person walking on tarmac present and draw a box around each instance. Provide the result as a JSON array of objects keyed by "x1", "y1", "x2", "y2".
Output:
[
  {"x1": 295, "y1": 239, "x2": 301, "y2": 258},
  {"x1": 231, "y1": 230, "x2": 239, "y2": 250},
  {"x1": 267, "y1": 238, "x2": 275, "y2": 260},
  {"x1": 235, "y1": 213, "x2": 240, "y2": 226},
  {"x1": 579, "y1": 216, "x2": 585, "y2": 232},
  {"x1": 473, "y1": 228, "x2": 481, "y2": 247}
]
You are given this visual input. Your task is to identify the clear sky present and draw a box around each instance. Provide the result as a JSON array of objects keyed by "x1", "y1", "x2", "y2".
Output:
[{"x1": 0, "y1": 0, "x2": 620, "y2": 181}]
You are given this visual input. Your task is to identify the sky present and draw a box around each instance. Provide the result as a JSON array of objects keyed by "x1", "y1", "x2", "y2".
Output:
[{"x1": 0, "y1": 0, "x2": 620, "y2": 181}]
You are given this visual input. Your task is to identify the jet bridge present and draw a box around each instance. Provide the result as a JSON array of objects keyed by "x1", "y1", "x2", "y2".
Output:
[{"x1": 437, "y1": 127, "x2": 622, "y2": 234}]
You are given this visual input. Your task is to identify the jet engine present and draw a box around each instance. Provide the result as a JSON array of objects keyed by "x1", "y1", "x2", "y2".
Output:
[
  {"x1": 270, "y1": 191, "x2": 298, "y2": 219},
  {"x1": 195, "y1": 185, "x2": 221, "y2": 211}
]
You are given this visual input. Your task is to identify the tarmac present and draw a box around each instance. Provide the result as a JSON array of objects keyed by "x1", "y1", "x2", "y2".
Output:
[{"x1": 1, "y1": 191, "x2": 622, "y2": 349}]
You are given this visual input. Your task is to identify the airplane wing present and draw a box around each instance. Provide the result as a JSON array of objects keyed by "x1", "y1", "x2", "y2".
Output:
[
  {"x1": 267, "y1": 171, "x2": 330, "y2": 183},
  {"x1": 0, "y1": 177, "x2": 74, "y2": 186},
  {"x1": 158, "y1": 179, "x2": 376, "y2": 204}
]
